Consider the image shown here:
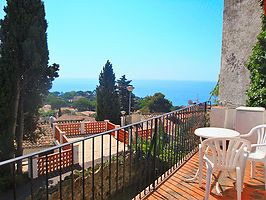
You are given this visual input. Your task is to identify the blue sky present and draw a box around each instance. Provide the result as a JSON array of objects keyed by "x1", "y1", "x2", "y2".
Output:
[{"x1": 0, "y1": 0, "x2": 223, "y2": 81}]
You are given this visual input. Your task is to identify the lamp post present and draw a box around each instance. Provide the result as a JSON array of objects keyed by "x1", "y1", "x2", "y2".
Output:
[
  {"x1": 127, "y1": 85, "x2": 134, "y2": 116},
  {"x1": 121, "y1": 110, "x2": 126, "y2": 126}
]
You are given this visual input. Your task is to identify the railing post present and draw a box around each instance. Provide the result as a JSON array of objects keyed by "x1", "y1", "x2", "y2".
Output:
[
  {"x1": 104, "y1": 120, "x2": 110, "y2": 131},
  {"x1": 153, "y1": 118, "x2": 158, "y2": 189},
  {"x1": 52, "y1": 123, "x2": 57, "y2": 140},
  {"x1": 115, "y1": 125, "x2": 120, "y2": 139},
  {"x1": 73, "y1": 145, "x2": 79, "y2": 165},
  {"x1": 80, "y1": 122, "x2": 85, "y2": 134},
  {"x1": 28, "y1": 156, "x2": 38, "y2": 179},
  {"x1": 60, "y1": 131, "x2": 66, "y2": 144}
]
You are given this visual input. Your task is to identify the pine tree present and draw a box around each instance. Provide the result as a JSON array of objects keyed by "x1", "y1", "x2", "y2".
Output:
[
  {"x1": 96, "y1": 60, "x2": 120, "y2": 124},
  {"x1": 117, "y1": 75, "x2": 134, "y2": 114},
  {"x1": 0, "y1": 0, "x2": 59, "y2": 165}
]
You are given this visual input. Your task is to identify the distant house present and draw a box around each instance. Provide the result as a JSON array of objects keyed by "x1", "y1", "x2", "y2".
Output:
[{"x1": 56, "y1": 114, "x2": 95, "y2": 123}]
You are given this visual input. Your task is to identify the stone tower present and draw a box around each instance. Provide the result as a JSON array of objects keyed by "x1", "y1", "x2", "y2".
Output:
[{"x1": 219, "y1": 0, "x2": 261, "y2": 107}]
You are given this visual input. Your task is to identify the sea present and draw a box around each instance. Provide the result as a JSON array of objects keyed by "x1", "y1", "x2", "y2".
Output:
[{"x1": 51, "y1": 78, "x2": 216, "y2": 106}]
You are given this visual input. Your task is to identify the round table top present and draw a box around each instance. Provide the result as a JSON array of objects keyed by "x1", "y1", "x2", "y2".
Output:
[{"x1": 195, "y1": 127, "x2": 240, "y2": 138}]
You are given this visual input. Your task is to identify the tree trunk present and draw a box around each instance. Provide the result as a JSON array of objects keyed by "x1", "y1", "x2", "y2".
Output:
[
  {"x1": 0, "y1": 79, "x2": 21, "y2": 174},
  {"x1": 15, "y1": 93, "x2": 24, "y2": 174},
  {"x1": 9, "y1": 79, "x2": 21, "y2": 159}
]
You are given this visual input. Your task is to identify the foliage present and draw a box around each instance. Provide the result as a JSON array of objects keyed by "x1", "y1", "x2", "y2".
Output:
[
  {"x1": 139, "y1": 93, "x2": 172, "y2": 113},
  {"x1": 96, "y1": 60, "x2": 120, "y2": 124},
  {"x1": 0, "y1": 0, "x2": 59, "y2": 164},
  {"x1": 209, "y1": 79, "x2": 219, "y2": 105},
  {"x1": 45, "y1": 94, "x2": 67, "y2": 109},
  {"x1": 60, "y1": 91, "x2": 77, "y2": 100},
  {"x1": 44, "y1": 90, "x2": 97, "y2": 110},
  {"x1": 246, "y1": 3, "x2": 266, "y2": 107},
  {"x1": 149, "y1": 93, "x2": 172, "y2": 112},
  {"x1": 117, "y1": 75, "x2": 134, "y2": 114},
  {"x1": 39, "y1": 109, "x2": 56, "y2": 117},
  {"x1": 73, "y1": 98, "x2": 96, "y2": 111}
]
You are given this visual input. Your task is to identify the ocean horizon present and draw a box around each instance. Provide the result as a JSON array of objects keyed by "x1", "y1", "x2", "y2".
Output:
[{"x1": 51, "y1": 78, "x2": 216, "y2": 106}]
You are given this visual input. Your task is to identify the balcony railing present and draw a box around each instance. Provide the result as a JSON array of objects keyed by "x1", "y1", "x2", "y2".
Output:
[{"x1": 0, "y1": 102, "x2": 210, "y2": 200}]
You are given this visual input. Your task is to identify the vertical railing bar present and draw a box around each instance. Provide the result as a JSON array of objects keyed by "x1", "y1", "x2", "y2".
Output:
[
  {"x1": 122, "y1": 127, "x2": 126, "y2": 194},
  {"x1": 152, "y1": 118, "x2": 158, "y2": 189},
  {"x1": 185, "y1": 107, "x2": 189, "y2": 156},
  {"x1": 180, "y1": 110, "x2": 184, "y2": 162},
  {"x1": 173, "y1": 112, "x2": 178, "y2": 168},
  {"x1": 174, "y1": 112, "x2": 177, "y2": 165},
  {"x1": 101, "y1": 134, "x2": 104, "y2": 200},
  {"x1": 148, "y1": 119, "x2": 153, "y2": 192},
  {"x1": 171, "y1": 113, "x2": 174, "y2": 171},
  {"x1": 30, "y1": 157, "x2": 34, "y2": 200},
  {"x1": 167, "y1": 114, "x2": 171, "y2": 175},
  {"x1": 12, "y1": 162, "x2": 17, "y2": 200},
  {"x1": 109, "y1": 132, "x2": 112, "y2": 198},
  {"x1": 162, "y1": 115, "x2": 165, "y2": 177},
  {"x1": 92, "y1": 137, "x2": 95, "y2": 200},
  {"x1": 116, "y1": 130, "x2": 119, "y2": 193},
  {"x1": 135, "y1": 124, "x2": 140, "y2": 197},
  {"x1": 184, "y1": 108, "x2": 187, "y2": 160},
  {"x1": 191, "y1": 106, "x2": 194, "y2": 152},
  {"x1": 59, "y1": 147, "x2": 62, "y2": 200},
  {"x1": 45, "y1": 154, "x2": 49, "y2": 200},
  {"x1": 144, "y1": 120, "x2": 149, "y2": 195},
  {"x1": 157, "y1": 117, "x2": 161, "y2": 185},
  {"x1": 82, "y1": 140, "x2": 85, "y2": 200},
  {"x1": 139, "y1": 121, "x2": 144, "y2": 196},
  {"x1": 177, "y1": 112, "x2": 180, "y2": 164},
  {"x1": 183, "y1": 109, "x2": 187, "y2": 161},
  {"x1": 71, "y1": 143, "x2": 74, "y2": 200},
  {"x1": 129, "y1": 126, "x2": 132, "y2": 185},
  {"x1": 187, "y1": 107, "x2": 190, "y2": 154}
]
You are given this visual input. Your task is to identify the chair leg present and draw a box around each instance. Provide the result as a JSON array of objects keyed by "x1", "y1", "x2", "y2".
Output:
[
  {"x1": 236, "y1": 167, "x2": 241, "y2": 200},
  {"x1": 264, "y1": 162, "x2": 266, "y2": 190},
  {"x1": 251, "y1": 161, "x2": 255, "y2": 179},
  {"x1": 205, "y1": 165, "x2": 213, "y2": 200},
  {"x1": 199, "y1": 146, "x2": 203, "y2": 187}
]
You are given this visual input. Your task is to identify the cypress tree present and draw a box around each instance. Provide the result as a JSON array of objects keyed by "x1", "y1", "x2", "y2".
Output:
[
  {"x1": 117, "y1": 75, "x2": 134, "y2": 114},
  {"x1": 0, "y1": 0, "x2": 59, "y2": 165},
  {"x1": 96, "y1": 60, "x2": 120, "y2": 124}
]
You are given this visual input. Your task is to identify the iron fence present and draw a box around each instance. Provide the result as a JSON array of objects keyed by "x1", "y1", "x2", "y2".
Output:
[{"x1": 0, "y1": 102, "x2": 210, "y2": 200}]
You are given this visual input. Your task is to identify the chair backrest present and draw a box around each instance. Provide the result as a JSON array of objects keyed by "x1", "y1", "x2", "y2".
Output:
[
  {"x1": 248, "y1": 125, "x2": 266, "y2": 152},
  {"x1": 202, "y1": 137, "x2": 251, "y2": 170}
]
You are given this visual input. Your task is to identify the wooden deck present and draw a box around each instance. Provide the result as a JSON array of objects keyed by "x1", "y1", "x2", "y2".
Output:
[{"x1": 144, "y1": 151, "x2": 266, "y2": 200}]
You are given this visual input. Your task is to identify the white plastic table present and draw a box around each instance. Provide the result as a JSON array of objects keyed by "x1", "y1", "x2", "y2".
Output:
[
  {"x1": 195, "y1": 127, "x2": 240, "y2": 142},
  {"x1": 186, "y1": 127, "x2": 240, "y2": 189}
]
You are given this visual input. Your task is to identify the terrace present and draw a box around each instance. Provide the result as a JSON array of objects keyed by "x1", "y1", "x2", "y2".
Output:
[
  {"x1": 143, "y1": 151, "x2": 266, "y2": 200},
  {"x1": 0, "y1": 102, "x2": 265, "y2": 200}
]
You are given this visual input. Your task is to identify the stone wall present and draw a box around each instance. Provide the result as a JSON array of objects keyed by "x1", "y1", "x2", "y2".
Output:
[{"x1": 219, "y1": 0, "x2": 261, "y2": 107}]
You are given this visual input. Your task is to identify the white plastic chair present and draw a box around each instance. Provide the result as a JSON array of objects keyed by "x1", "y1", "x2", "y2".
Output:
[
  {"x1": 200, "y1": 137, "x2": 251, "y2": 200},
  {"x1": 240, "y1": 124, "x2": 266, "y2": 189}
]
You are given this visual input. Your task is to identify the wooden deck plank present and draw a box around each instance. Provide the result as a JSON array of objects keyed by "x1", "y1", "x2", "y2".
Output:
[{"x1": 143, "y1": 151, "x2": 266, "y2": 200}]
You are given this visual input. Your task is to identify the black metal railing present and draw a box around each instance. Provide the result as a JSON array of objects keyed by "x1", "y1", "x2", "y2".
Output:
[{"x1": 0, "y1": 102, "x2": 210, "y2": 200}]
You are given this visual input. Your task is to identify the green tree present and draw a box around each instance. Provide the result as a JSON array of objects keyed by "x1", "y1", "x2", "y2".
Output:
[
  {"x1": 0, "y1": 0, "x2": 59, "y2": 166},
  {"x1": 46, "y1": 94, "x2": 67, "y2": 109},
  {"x1": 246, "y1": 2, "x2": 266, "y2": 107},
  {"x1": 96, "y1": 60, "x2": 120, "y2": 124},
  {"x1": 139, "y1": 93, "x2": 172, "y2": 113},
  {"x1": 61, "y1": 91, "x2": 77, "y2": 100},
  {"x1": 149, "y1": 93, "x2": 172, "y2": 113},
  {"x1": 73, "y1": 98, "x2": 95, "y2": 111},
  {"x1": 117, "y1": 75, "x2": 134, "y2": 114}
]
